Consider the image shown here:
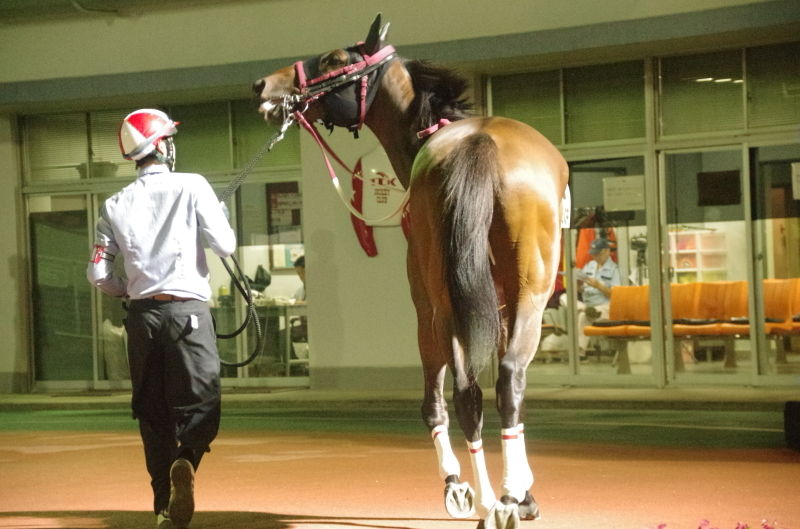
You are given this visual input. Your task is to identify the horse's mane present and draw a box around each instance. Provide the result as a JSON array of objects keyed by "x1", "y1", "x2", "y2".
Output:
[{"x1": 404, "y1": 59, "x2": 473, "y2": 146}]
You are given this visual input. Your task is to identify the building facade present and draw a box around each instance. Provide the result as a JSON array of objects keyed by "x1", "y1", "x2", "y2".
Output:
[{"x1": 1, "y1": 0, "x2": 799, "y2": 393}]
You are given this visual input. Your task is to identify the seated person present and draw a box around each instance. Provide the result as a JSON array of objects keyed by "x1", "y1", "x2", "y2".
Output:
[
  {"x1": 290, "y1": 256, "x2": 307, "y2": 345},
  {"x1": 576, "y1": 238, "x2": 621, "y2": 356}
]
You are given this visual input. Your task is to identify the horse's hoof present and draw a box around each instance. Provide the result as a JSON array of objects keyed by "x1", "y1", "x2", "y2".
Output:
[
  {"x1": 444, "y1": 479, "x2": 476, "y2": 518},
  {"x1": 481, "y1": 500, "x2": 520, "y2": 529},
  {"x1": 518, "y1": 490, "x2": 541, "y2": 520},
  {"x1": 518, "y1": 490, "x2": 540, "y2": 520}
]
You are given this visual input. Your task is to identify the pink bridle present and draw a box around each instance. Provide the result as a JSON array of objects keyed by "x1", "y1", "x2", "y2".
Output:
[{"x1": 293, "y1": 43, "x2": 396, "y2": 132}]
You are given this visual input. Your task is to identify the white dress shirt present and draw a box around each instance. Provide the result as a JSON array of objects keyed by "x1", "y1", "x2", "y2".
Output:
[{"x1": 87, "y1": 164, "x2": 236, "y2": 301}]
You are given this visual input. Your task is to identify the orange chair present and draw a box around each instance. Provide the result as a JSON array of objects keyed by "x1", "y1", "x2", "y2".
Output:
[
  {"x1": 786, "y1": 278, "x2": 800, "y2": 337},
  {"x1": 670, "y1": 282, "x2": 700, "y2": 324},
  {"x1": 584, "y1": 285, "x2": 650, "y2": 338},
  {"x1": 672, "y1": 281, "x2": 731, "y2": 337},
  {"x1": 763, "y1": 278, "x2": 799, "y2": 364},
  {"x1": 625, "y1": 285, "x2": 652, "y2": 337},
  {"x1": 584, "y1": 285, "x2": 650, "y2": 374},
  {"x1": 718, "y1": 281, "x2": 750, "y2": 336},
  {"x1": 670, "y1": 282, "x2": 740, "y2": 370},
  {"x1": 762, "y1": 279, "x2": 795, "y2": 334}
]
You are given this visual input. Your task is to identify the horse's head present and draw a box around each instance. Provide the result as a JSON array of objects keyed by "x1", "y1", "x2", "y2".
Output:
[{"x1": 253, "y1": 14, "x2": 394, "y2": 134}]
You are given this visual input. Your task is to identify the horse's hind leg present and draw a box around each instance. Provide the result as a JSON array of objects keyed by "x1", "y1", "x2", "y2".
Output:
[
  {"x1": 451, "y1": 364, "x2": 498, "y2": 522},
  {"x1": 420, "y1": 341, "x2": 476, "y2": 518},
  {"x1": 496, "y1": 299, "x2": 546, "y2": 521}
]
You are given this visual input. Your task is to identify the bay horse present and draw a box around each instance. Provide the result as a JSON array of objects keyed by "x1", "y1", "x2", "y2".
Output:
[{"x1": 253, "y1": 14, "x2": 568, "y2": 529}]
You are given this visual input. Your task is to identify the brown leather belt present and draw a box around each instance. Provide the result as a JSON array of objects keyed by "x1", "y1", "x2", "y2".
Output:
[{"x1": 148, "y1": 294, "x2": 195, "y2": 302}]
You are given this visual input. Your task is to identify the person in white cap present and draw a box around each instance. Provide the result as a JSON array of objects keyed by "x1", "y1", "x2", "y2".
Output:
[
  {"x1": 87, "y1": 109, "x2": 236, "y2": 529},
  {"x1": 576, "y1": 237, "x2": 621, "y2": 355}
]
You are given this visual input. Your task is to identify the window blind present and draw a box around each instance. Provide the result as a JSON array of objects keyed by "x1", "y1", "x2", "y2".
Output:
[
  {"x1": 491, "y1": 70, "x2": 562, "y2": 145},
  {"x1": 90, "y1": 109, "x2": 137, "y2": 179},
  {"x1": 564, "y1": 61, "x2": 645, "y2": 143},
  {"x1": 660, "y1": 50, "x2": 743, "y2": 136},
  {"x1": 747, "y1": 42, "x2": 800, "y2": 129},
  {"x1": 24, "y1": 113, "x2": 88, "y2": 181},
  {"x1": 170, "y1": 102, "x2": 233, "y2": 174}
]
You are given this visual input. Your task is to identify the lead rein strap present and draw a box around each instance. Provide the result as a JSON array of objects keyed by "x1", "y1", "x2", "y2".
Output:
[{"x1": 293, "y1": 110, "x2": 409, "y2": 224}]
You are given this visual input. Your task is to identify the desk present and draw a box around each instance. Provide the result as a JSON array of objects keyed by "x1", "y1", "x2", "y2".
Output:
[
  {"x1": 256, "y1": 303, "x2": 308, "y2": 377},
  {"x1": 212, "y1": 302, "x2": 308, "y2": 377}
]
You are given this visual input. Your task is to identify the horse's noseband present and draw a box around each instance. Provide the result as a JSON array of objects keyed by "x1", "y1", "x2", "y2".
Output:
[{"x1": 293, "y1": 43, "x2": 396, "y2": 136}]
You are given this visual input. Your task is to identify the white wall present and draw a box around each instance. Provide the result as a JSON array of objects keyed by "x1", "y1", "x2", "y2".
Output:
[
  {"x1": 0, "y1": 0, "x2": 773, "y2": 83},
  {"x1": 299, "y1": 127, "x2": 420, "y2": 388}
]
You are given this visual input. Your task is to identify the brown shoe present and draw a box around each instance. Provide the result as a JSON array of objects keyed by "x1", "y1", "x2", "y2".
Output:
[{"x1": 168, "y1": 459, "x2": 195, "y2": 528}]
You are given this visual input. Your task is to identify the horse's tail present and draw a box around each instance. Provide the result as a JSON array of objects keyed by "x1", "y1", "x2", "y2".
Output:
[{"x1": 440, "y1": 132, "x2": 501, "y2": 375}]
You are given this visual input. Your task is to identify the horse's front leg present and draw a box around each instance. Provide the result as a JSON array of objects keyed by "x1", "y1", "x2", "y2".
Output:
[{"x1": 495, "y1": 302, "x2": 544, "y2": 521}]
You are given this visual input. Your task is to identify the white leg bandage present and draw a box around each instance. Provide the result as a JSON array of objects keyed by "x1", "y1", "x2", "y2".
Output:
[
  {"x1": 501, "y1": 425, "x2": 533, "y2": 502},
  {"x1": 467, "y1": 439, "x2": 497, "y2": 519},
  {"x1": 518, "y1": 423, "x2": 534, "y2": 490},
  {"x1": 432, "y1": 425, "x2": 461, "y2": 480}
]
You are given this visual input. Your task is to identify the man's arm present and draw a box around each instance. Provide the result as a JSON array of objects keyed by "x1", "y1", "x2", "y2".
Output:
[
  {"x1": 195, "y1": 179, "x2": 236, "y2": 258},
  {"x1": 86, "y1": 207, "x2": 128, "y2": 297}
]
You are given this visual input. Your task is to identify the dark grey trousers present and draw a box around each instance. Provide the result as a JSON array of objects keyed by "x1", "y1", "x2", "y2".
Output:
[{"x1": 125, "y1": 299, "x2": 221, "y2": 514}]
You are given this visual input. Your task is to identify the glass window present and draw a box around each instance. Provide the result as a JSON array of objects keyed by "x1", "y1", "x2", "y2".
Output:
[
  {"x1": 747, "y1": 42, "x2": 800, "y2": 129},
  {"x1": 29, "y1": 194, "x2": 93, "y2": 381},
  {"x1": 751, "y1": 144, "x2": 800, "y2": 376},
  {"x1": 93, "y1": 192, "x2": 130, "y2": 382},
  {"x1": 660, "y1": 50, "x2": 744, "y2": 136},
  {"x1": 490, "y1": 70, "x2": 562, "y2": 145},
  {"x1": 170, "y1": 102, "x2": 232, "y2": 174},
  {"x1": 665, "y1": 149, "x2": 749, "y2": 377},
  {"x1": 232, "y1": 100, "x2": 301, "y2": 169},
  {"x1": 24, "y1": 113, "x2": 88, "y2": 182},
  {"x1": 90, "y1": 110, "x2": 138, "y2": 179},
  {"x1": 564, "y1": 61, "x2": 645, "y2": 143},
  {"x1": 567, "y1": 157, "x2": 651, "y2": 376},
  {"x1": 208, "y1": 182, "x2": 307, "y2": 379}
]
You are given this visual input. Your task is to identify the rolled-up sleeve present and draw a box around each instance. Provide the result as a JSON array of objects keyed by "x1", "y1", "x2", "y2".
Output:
[
  {"x1": 195, "y1": 180, "x2": 236, "y2": 258},
  {"x1": 86, "y1": 206, "x2": 128, "y2": 297}
]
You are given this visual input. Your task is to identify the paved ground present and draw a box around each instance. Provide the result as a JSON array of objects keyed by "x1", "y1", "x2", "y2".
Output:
[{"x1": 1, "y1": 387, "x2": 799, "y2": 529}]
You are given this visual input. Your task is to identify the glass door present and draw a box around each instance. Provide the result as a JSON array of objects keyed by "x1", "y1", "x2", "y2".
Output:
[
  {"x1": 29, "y1": 194, "x2": 94, "y2": 384},
  {"x1": 751, "y1": 144, "x2": 800, "y2": 378},
  {"x1": 663, "y1": 148, "x2": 751, "y2": 381},
  {"x1": 532, "y1": 155, "x2": 655, "y2": 382},
  {"x1": 207, "y1": 181, "x2": 308, "y2": 383},
  {"x1": 91, "y1": 193, "x2": 130, "y2": 387}
]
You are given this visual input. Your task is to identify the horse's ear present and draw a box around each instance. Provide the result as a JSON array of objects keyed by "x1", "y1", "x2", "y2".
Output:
[
  {"x1": 379, "y1": 22, "x2": 391, "y2": 43},
  {"x1": 364, "y1": 13, "x2": 384, "y2": 55}
]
